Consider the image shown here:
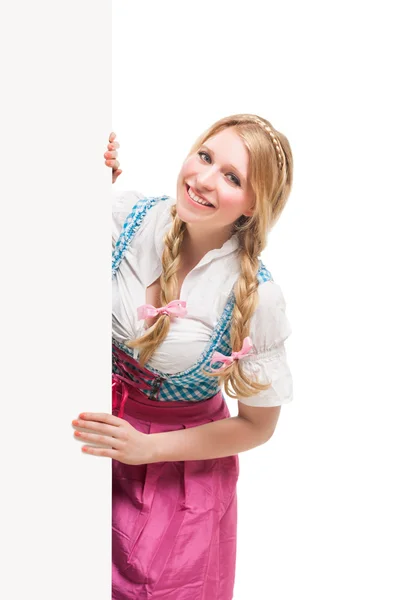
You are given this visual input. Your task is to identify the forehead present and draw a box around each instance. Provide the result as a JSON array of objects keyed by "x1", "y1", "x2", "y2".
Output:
[{"x1": 203, "y1": 127, "x2": 249, "y2": 171}]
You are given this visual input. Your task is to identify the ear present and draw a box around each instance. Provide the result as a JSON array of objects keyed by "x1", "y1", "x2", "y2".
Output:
[
  {"x1": 242, "y1": 192, "x2": 256, "y2": 217},
  {"x1": 242, "y1": 206, "x2": 255, "y2": 217}
]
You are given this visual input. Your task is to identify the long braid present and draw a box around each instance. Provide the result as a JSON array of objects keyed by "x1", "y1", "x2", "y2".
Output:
[
  {"x1": 202, "y1": 226, "x2": 273, "y2": 398},
  {"x1": 159, "y1": 204, "x2": 186, "y2": 303},
  {"x1": 125, "y1": 204, "x2": 186, "y2": 366}
]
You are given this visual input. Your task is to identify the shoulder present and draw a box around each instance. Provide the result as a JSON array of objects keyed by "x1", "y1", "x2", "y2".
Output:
[
  {"x1": 112, "y1": 189, "x2": 145, "y2": 218},
  {"x1": 237, "y1": 278, "x2": 293, "y2": 407},
  {"x1": 112, "y1": 190, "x2": 174, "y2": 241},
  {"x1": 112, "y1": 189, "x2": 145, "y2": 248},
  {"x1": 136, "y1": 195, "x2": 176, "y2": 246},
  {"x1": 112, "y1": 189, "x2": 174, "y2": 220},
  {"x1": 120, "y1": 193, "x2": 176, "y2": 263},
  {"x1": 249, "y1": 279, "x2": 292, "y2": 353},
  {"x1": 257, "y1": 278, "x2": 287, "y2": 311}
]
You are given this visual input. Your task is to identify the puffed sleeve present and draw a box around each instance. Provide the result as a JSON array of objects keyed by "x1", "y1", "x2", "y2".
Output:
[
  {"x1": 238, "y1": 280, "x2": 293, "y2": 407},
  {"x1": 112, "y1": 189, "x2": 145, "y2": 250}
]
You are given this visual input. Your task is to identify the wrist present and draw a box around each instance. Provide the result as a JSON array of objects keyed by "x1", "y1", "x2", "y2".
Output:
[{"x1": 145, "y1": 433, "x2": 160, "y2": 464}]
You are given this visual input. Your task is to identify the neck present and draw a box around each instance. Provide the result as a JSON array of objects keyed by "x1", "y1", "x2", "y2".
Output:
[{"x1": 181, "y1": 222, "x2": 234, "y2": 265}]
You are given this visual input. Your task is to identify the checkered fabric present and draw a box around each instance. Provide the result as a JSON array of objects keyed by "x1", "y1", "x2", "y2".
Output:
[{"x1": 112, "y1": 195, "x2": 272, "y2": 402}]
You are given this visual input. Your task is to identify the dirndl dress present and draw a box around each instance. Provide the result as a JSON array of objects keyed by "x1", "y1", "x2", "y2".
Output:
[{"x1": 111, "y1": 195, "x2": 273, "y2": 599}]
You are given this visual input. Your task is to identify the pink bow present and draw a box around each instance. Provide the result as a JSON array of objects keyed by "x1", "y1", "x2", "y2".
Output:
[
  {"x1": 210, "y1": 336, "x2": 254, "y2": 371},
  {"x1": 137, "y1": 299, "x2": 188, "y2": 321},
  {"x1": 112, "y1": 375, "x2": 129, "y2": 418}
]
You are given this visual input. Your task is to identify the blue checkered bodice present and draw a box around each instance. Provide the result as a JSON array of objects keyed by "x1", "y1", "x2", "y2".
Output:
[{"x1": 112, "y1": 195, "x2": 272, "y2": 402}]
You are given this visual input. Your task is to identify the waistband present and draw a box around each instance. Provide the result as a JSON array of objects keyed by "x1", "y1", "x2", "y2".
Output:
[
  {"x1": 112, "y1": 374, "x2": 225, "y2": 424},
  {"x1": 112, "y1": 344, "x2": 225, "y2": 423}
]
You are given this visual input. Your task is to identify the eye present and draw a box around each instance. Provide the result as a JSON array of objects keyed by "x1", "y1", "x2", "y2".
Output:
[
  {"x1": 197, "y1": 150, "x2": 240, "y2": 187},
  {"x1": 198, "y1": 151, "x2": 211, "y2": 163},
  {"x1": 227, "y1": 173, "x2": 241, "y2": 187}
]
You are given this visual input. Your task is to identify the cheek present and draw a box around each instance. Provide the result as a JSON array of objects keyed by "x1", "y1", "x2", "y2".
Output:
[
  {"x1": 218, "y1": 189, "x2": 246, "y2": 211},
  {"x1": 178, "y1": 158, "x2": 194, "y2": 183},
  {"x1": 185, "y1": 155, "x2": 198, "y2": 170}
]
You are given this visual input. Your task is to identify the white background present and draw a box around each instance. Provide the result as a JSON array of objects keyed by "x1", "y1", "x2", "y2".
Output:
[{"x1": 2, "y1": 1, "x2": 399, "y2": 599}]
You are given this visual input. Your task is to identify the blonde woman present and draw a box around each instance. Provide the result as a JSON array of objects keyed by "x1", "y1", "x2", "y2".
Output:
[{"x1": 72, "y1": 114, "x2": 294, "y2": 600}]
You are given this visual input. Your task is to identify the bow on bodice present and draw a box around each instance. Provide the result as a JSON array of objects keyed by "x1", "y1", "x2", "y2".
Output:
[{"x1": 137, "y1": 300, "x2": 187, "y2": 321}]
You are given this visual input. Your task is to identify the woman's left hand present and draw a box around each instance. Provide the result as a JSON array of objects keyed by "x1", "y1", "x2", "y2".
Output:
[{"x1": 71, "y1": 412, "x2": 154, "y2": 465}]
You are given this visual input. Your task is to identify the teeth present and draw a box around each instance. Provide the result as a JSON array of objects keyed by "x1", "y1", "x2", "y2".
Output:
[{"x1": 188, "y1": 187, "x2": 213, "y2": 207}]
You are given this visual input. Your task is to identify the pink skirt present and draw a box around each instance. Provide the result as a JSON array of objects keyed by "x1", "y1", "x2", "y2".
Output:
[{"x1": 112, "y1": 350, "x2": 239, "y2": 600}]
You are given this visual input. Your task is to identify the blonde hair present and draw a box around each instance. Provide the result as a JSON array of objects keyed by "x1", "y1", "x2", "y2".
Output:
[{"x1": 126, "y1": 114, "x2": 293, "y2": 399}]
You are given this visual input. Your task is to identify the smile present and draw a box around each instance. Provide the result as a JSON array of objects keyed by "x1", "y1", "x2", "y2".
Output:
[{"x1": 185, "y1": 185, "x2": 215, "y2": 208}]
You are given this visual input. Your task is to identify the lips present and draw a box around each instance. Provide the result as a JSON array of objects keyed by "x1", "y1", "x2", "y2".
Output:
[{"x1": 185, "y1": 184, "x2": 215, "y2": 207}]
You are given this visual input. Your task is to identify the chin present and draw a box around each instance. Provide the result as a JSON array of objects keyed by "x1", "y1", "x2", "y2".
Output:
[
  {"x1": 175, "y1": 201, "x2": 194, "y2": 224},
  {"x1": 175, "y1": 188, "x2": 196, "y2": 224}
]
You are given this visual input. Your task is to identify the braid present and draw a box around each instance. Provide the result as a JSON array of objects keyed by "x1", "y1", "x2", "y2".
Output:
[
  {"x1": 125, "y1": 204, "x2": 186, "y2": 366},
  {"x1": 239, "y1": 114, "x2": 285, "y2": 171},
  {"x1": 202, "y1": 227, "x2": 273, "y2": 399},
  {"x1": 160, "y1": 204, "x2": 186, "y2": 303}
]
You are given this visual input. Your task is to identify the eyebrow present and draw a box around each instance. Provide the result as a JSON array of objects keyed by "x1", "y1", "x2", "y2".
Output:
[{"x1": 201, "y1": 145, "x2": 247, "y2": 184}]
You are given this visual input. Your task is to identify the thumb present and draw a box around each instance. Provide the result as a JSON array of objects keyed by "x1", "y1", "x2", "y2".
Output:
[{"x1": 112, "y1": 169, "x2": 123, "y2": 184}]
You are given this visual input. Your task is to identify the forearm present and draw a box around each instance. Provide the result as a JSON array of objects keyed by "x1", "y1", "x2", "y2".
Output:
[{"x1": 147, "y1": 416, "x2": 272, "y2": 463}]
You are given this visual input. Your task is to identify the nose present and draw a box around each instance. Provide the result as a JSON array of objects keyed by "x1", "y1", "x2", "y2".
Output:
[{"x1": 196, "y1": 165, "x2": 218, "y2": 190}]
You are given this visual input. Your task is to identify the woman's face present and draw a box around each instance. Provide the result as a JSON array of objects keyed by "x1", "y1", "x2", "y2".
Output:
[{"x1": 176, "y1": 127, "x2": 255, "y2": 231}]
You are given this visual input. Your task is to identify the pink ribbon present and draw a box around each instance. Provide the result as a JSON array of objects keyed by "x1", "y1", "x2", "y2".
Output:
[
  {"x1": 112, "y1": 351, "x2": 155, "y2": 419},
  {"x1": 112, "y1": 374, "x2": 130, "y2": 418},
  {"x1": 210, "y1": 336, "x2": 254, "y2": 371},
  {"x1": 137, "y1": 299, "x2": 188, "y2": 321}
]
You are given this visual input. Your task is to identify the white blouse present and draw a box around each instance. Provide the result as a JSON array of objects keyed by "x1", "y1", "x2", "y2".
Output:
[{"x1": 112, "y1": 189, "x2": 293, "y2": 407}]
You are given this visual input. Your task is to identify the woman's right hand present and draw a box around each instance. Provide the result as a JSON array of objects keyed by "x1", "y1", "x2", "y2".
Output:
[{"x1": 105, "y1": 132, "x2": 122, "y2": 184}]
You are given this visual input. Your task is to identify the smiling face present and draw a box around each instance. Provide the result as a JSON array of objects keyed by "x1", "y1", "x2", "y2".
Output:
[{"x1": 176, "y1": 127, "x2": 256, "y2": 235}]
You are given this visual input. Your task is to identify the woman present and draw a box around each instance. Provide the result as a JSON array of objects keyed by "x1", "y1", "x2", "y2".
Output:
[{"x1": 72, "y1": 114, "x2": 294, "y2": 599}]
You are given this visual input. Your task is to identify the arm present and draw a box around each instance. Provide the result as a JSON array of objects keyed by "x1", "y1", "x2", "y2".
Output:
[{"x1": 148, "y1": 403, "x2": 281, "y2": 463}]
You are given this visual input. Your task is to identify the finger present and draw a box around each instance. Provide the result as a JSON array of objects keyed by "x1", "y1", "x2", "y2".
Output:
[
  {"x1": 104, "y1": 150, "x2": 117, "y2": 159},
  {"x1": 79, "y1": 412, "x2": 123, "y2": 426},
  {"x1": 74, "y1": 430, "x2": 124, "y2": 449},
  {"x1": 72, "y1": 419, "x2": 120, "y2": 437},
  {"x1": 104, "y1": 158, "x2": 119, "y2": 167},
  {"x1": 105, "y1": 159, "x2": 120, "y2": 169},
  {"x1": 108, "y1": 159, "x2": 120, "y2": 169},
  {"x1": 109, "y1": 132, "x2": 117, "y2": 143},
  {"x1": 112, "y1": 170, "x2": 122, "y2": 184},
  {"x1": 81, "y1": 445, "x2": 120, "y2": 458},
  {"x1": 108, "y1": 142, "x2": 120, "y2": 150}
]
